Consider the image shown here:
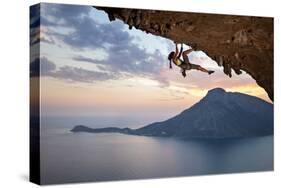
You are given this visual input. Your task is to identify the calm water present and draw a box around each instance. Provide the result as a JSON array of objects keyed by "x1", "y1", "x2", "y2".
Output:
[{"x1": 40, "y1": 125, "x2": 273, "y2": 184}]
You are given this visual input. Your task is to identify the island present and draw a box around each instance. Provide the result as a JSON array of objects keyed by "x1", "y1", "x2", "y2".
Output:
[{"x1": 71, "y1": 88, "x2": 273, "y2": 139}]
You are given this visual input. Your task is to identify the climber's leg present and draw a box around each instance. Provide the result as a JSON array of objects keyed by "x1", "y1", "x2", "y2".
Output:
[
  {"x1": 182, "y1": 50, "x2": 214, "y2": 75},
  {"x1": 191, "y1": 64, "x2": 215, "y2": 75},
  {"x1": 183, "y1": 49, "x2": 193, "y2": 57}
]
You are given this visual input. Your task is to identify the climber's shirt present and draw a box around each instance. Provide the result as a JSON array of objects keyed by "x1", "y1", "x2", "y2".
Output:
[{"x1": 175, "y1": 58, "x2": 182, "y2": 66}]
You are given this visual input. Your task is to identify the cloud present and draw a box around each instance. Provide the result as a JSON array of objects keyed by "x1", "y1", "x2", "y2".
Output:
[
  {"x1": 72, "y1": 55, "x2": 99, "y2": 64},
  {"x1": 41, "y1": 4, "x2": 131, "y2": 49},
  {"x1": 30, "y1": 4, "x2": 40, "y2": 46},
  {"x1": 49, "y1": 66, "x2": 117, "y2": 83},
  {"x1": 30, "y1": 57, "x2": 56, "y2": 77},
  {"x1": 30, "y1": 4, "x2": 40, "y2": 29},
  {"x1": 30, "y1": 58, "x2": 40, "y2": 77},
  {"x1": 30, "y1": 57, "x2": 117, "y2": 82},
  {"x1": 72, "y1": 48, "x2": 168, "y2": 86},
  {"x1": 40, "y1": 4, "x2": 170, "y2": 86},
  {"x1": 41, "y1": 4, "x2": 92, "y2": 27},
  {"x1": 40, "y1": 57, "x2": 57, "y2": 74}
]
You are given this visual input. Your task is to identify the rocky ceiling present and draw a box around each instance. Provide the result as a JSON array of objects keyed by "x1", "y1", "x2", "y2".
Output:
[{"x1": 95, "y1": 6, "x2": 273, "y2": 101}]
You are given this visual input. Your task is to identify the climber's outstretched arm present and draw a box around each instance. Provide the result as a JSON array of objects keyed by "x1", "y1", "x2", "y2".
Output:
[
  {"x1": 173, "y1": 43, "x2": 179, "y2": 61},
  {"x1": 177, "y1": 44, "x2": 183, "y2": 59}
]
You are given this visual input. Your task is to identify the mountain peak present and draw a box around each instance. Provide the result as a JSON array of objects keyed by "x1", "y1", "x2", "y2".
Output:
[
  {"x1": 205, "y1": 88, "x2": 226, "y2": 98},
  {"x1": 207, "y1": 88, "x2": 226, "y2": 94}
]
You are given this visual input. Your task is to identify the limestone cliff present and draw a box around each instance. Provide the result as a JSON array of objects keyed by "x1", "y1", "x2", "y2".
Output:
[{"x1": 95, "y1": 6, "x2": 273, "y2": 101}]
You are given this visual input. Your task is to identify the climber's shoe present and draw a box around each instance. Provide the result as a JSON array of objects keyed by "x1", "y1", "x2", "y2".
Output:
[{"x1": 208, "y1": 70, "x2": 215, "y2": 75}]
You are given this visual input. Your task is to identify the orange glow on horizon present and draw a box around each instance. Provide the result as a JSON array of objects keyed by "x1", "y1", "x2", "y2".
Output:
[{"x1": 40, "y1": 71, "x2": 271, "y2": 117}]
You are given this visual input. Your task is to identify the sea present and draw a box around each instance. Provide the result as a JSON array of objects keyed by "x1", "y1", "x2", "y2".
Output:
[{"x1": 40, "y1": 117, "x2": 273, "y2": 184}]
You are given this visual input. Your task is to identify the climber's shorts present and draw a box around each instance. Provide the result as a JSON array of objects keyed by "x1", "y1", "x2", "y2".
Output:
[
  {"x1": 181, "y1": 63, "x2": 200, "y2": 70},
  {"x1": 181, "y1": 55, "x2": 200, "y2": 70}
]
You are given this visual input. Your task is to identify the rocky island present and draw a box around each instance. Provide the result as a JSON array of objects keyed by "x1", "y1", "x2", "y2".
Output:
[{"x1": 71, "y1": 88, "x2": 273, "y2": 139}]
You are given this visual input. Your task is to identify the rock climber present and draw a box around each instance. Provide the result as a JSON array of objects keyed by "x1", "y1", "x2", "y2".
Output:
[{"x1": 168, "y1": 42, "x2": 215, "y2": 77}]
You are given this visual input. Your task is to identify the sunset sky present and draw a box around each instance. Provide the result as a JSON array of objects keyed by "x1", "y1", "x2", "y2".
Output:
[{"x1": 30, "y1": 3, "x2": 271, "y2": 128}]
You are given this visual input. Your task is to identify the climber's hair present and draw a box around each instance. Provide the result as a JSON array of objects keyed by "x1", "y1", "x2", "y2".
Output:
[{"x1": 168, "y1": 51, "x2": 175, "y2": 61}]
